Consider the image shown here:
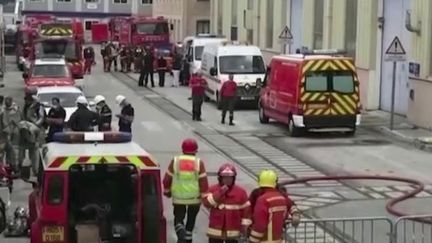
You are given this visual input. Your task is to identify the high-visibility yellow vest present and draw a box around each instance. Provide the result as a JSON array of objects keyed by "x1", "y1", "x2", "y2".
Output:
[{"x1": 171, "y1": 155, "x2": 201, "y2": 205}]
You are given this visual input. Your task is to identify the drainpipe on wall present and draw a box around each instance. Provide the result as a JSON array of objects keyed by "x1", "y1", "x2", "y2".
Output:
[
  {"x1": 323, "y1": 0, "x2": 334, "y2": 49},
  {"x1": 378, "y1": 0, "x2": 385, "y2": 110}
]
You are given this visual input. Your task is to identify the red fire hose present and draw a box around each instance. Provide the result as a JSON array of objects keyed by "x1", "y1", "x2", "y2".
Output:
[{"x1": 280, "y1": 175, "x2": 425, "y2": 219}]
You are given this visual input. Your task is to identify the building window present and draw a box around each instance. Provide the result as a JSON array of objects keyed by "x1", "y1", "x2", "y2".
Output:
[
  {"x1": 85, "y1": 0, "x2": 99, "y2": 3},
  {"x1": 141, "y1": 0, "x2": 152, "y2": 3},
  {"x1": 113, "y1": 0, "x2": 128, "y2": 4},
  {"x1": 345, "y1": 0, "x2": 357, "y2": 58},
  {"x1": 196, "y1": 20, "x2": 210, "y2": 34},
  {"x1": 231, "y1": 27, "x2": 238, "y2": 41},
  {"x1": 246, "y1": 0, "x2": 254, "y2": 44},
  {"x1": 313, "y1": 0, "x2": 324, "y2": 49},
  {"x1": 29, "y1": 0, "x2": 44, "y2": 2},
  {"x1": 57, "y1": 0, "x2": 71, "y2": 2},
  {"x1": 266, "y1": 0, "x2": 274, "y2": 48}
]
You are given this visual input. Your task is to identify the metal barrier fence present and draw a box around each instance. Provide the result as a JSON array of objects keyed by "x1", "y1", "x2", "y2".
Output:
[
  {"x1": 284, "y1": 215, "x2": 432, "y2": 243},
  {"x1": 393, "y1": 215, "x2": 432, "y2": 243},
  {"x1": 285, "y1": 217, "x2": 393, "y2": 243}
]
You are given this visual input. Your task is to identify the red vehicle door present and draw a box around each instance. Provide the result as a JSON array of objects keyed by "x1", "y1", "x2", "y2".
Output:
[{"x1": 91, "y1": 23, "x2": 109, "y2": 43}]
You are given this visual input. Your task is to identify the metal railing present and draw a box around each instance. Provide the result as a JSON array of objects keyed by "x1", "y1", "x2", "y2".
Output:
[
  {"x1": 393, "y1": 215, "x2": 432, "y2": 243},
  {"x1": 284, "y1": 215, "x2": 432, "y2": 243},
  {"x1": 285, "y1": 217, "x2": 393, "y2": 243}
]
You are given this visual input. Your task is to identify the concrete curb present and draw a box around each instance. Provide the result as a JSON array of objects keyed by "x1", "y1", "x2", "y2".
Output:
[{"x1": 378, "y1": 126, "x2": 432, "y2": 153}]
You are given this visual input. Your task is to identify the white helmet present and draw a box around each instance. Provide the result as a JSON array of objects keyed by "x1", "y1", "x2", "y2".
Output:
[
  {"x1": 116, "y1": 95, "x2": 126, "y2": 105},
  {"x1": 94, "y1": 95, "x2": 105, "y2": 105},
  {"x1": 76, "y1": 96, "x2": 87, "y2": 105}
]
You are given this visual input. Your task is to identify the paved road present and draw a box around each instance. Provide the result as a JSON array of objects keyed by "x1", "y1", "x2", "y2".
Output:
[{"x1": 2, "y1": 49, "x2": 432, "y2": 242}]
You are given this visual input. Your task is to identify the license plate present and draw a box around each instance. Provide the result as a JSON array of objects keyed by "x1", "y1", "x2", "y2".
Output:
[
  {"x1": 42, "y1": 226, "x2": 64, "y2": 242},
  {"x1": 307, "y1": 104, "x2": 328, "y2": 109},
  {"x1": 240, "y1": 96, "x2": 255, "y2": 100}
]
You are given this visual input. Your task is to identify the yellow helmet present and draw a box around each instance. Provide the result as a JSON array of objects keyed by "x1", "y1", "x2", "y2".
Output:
[{"x1": 258, "y1": 170, "x2": 278, "y2": 188}]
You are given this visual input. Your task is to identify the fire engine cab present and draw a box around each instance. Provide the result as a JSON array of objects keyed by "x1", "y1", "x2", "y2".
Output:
[
  {"x1": 27, "y1": 132, "x2": 166, "y2": 243},
  {"x1": 32, "y1": 22, "x2": 85, "y2": 79}
]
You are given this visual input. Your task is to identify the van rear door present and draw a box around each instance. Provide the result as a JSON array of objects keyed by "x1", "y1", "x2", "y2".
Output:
[{"x1": 301, "y1": 59, "x2": 359, "y2": 119}]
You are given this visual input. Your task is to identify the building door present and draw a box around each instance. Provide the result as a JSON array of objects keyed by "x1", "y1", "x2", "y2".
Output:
[
  {"x1": 289, "y1": 0, "x2": 303, "y2": 53},
  {"x1": 380, "y1": 0, "x2": 411, "y2": 115}
]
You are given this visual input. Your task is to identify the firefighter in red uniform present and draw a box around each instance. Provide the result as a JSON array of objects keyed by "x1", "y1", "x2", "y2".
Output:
[
  {"x1": 189, "y1": 70, "x2": 207, "y2": 121},
  {"x1": 220, "y1": 74, "x2": 237, "y2": 126},
  {"x1": 248, "y1": 170, "x2": 301, "y2": 243},
  {"x1": 163, "y1": 138, "x2": 209, "y2": 243},
  {"x1": 203, "y1": 163, "x2": 251, "y2": 243}
]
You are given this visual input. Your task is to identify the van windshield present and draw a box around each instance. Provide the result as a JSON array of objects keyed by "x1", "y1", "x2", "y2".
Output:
[
  {"x1": 305, "y1": 71, "x2": 355, "y2": 93},
  {"x1": 219, "y1": 55, "x2": 266, "y2": 74},
  {"x1": 194, "y1": 46, "x2": 204, "y2": 61}
]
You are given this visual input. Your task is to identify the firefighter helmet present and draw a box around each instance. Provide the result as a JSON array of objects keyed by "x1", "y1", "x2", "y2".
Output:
[
  {"x1": 76, "y1": 96, "x2": 87, "y2": 105},
  {"x1": 182, "y1": 138, "x2": 198, "y2": 154},
  {"x1": 218, "y1": 163, "x2": 237, "y2": 177},
  {"x1": 116, "y1": 95, "x2": 126, "y2": 105},
  {"x1": 94, "y1": 95, "x2": 105, "y2": 105},
  {"x1": 258, "y1": 170, "x2": 278, "y2": 188}
]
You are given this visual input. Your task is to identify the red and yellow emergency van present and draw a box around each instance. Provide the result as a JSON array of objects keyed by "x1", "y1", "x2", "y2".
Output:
[
  {"x1": 27, "y1": 132, "x2": 166, "y2": 243},
  {"x1": 258, "y1": 50, "x2": 361, "y2": 136}
]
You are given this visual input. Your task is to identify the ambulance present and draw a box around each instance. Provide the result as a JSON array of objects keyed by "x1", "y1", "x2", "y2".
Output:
[
  {"x1": 27, "y1": 132, "x2": 166, "y2": 243},
  {"x1": 201, "y1": 41, "x2": 266, "y2": 108},
  {"x1": 258, "y1": 50, "x2": 361, "y2": 136}
]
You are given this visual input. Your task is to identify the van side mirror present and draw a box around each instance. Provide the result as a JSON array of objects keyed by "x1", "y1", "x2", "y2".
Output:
[
  {"x1": 170, "y1": 24, "x2": 174, "y2": 30},
  {"x1": 187, "y1": 55, "x2": 192, "y2": 62},
  {"x1": 210, "y1": 67, "x2": 217, "y2": 76},
  {"x1": 22, "y1": 73, "x2": 28, "y2": 79},
  {"x1": 256, "y1": 78, "x2": 265, "y2": 87}
]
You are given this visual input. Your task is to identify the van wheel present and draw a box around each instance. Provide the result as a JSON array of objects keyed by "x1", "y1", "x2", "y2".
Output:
[
  {"x1": 288, "y1": 118, "x2": 303, "y2": 137},
  {"x1": 18, "y1": 63, "x2": 23, "y2": 71},
  {"x1": 204, "y1": 95, "x2": 210, "y2": 102},
  {"x1": 259, "y1": 103, "x2": 269, "y2": 124},
  {"x1": 0, "y1": 198, "x2": 5, "y2": 234}
]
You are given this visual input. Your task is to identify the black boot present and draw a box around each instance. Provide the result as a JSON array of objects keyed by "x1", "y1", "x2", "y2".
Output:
[{"x1": 229, "y1": 116, "x2": 235, "y2": 126}]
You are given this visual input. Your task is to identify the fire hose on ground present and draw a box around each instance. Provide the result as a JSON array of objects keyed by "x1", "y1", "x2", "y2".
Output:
[{"x1": 280, "y1": 175, "x2": 429, "y2": 222}]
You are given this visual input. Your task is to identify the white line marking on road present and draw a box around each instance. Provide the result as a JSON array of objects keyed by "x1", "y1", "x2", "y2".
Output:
[{"x1": 141, "y1": 121, "x2": 163, "y2": 132}]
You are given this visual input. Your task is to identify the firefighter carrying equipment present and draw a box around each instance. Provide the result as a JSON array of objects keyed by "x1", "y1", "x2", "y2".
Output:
[
  {"x1": 258, "y1": 170, "x2": 278, "y2": 188},
  {"x1": 203, "y1": 164, "x2": 251, "y2": 240},
  {"x1": 249, "y1": 188, "x2": 299, "y2": 243},
  {"x1": 182, "y1": 138, "x2": 198, "y2": 154}
]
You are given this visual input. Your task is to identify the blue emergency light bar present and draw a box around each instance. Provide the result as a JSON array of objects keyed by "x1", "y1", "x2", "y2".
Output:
[{"x1": 52, "y1": 132, "x2": 132, "y2": 144}]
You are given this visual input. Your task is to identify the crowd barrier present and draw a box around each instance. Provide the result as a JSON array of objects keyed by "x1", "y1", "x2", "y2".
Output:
[{"x1": 284, "y1": 215, "x2": 432, "y2": 243}]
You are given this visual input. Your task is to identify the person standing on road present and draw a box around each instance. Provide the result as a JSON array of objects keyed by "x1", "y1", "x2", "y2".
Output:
[
  {"x1": 94, "y1": 95, "x2": 112, "y2": 131},
  {"x1": 181, "y1": 59, "x2": 190, "y2": 86},
  {"x1": 189, "y1": 71, "x2": 207, "y2": 121},
  {"x1": 157, "y1": 55, "x2": 168, "y2": 87},
  {"x1": 115, "y1": 95, "x2": 134, "y2": 133},
  {"x1": 0, "y1": 96, "x2": 21, "y2": 172},
  {"x1": 220, "y1": 74, "x2": 237, "y2": 126},
  {"x1": 203, "y1": 163, "x2": 251, "y2": 243},
  {"x1": 248, "y1": 170, "x2": 301, "y2": 243},
  {"x1": 45, "y1": 97, "x2": 66, "y2": 142},
  {"x1": 17, "y1": 120, "x2": 41, "y2": 175},
  {"x1": 171, "y1": 51, "x2": 182, "y2": 87},
  {"x1": 83, "y1": 46, "x2": 94, "y2": 75},
  {"x1": 68, "y1": 96, "x2": 98, "y2": 132},
  {"x1": 138, "y1": 49, "x2": 155, "y2": 87},
  {"x1": 134, "y1": 46, "x2": 144, "y2": 73},
  {"x1": 163, "y1": 138, "x2": 209, "y2": 243},
  {"x1": 22, "y1": 94, "x2": 46, "y2": 143}
]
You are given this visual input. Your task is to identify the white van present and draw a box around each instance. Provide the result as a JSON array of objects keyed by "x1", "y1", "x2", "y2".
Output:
[
  {"x1": 183, "y1": 34, "x2": 227, "y2": 74},
  {"x1": 201, "y1": 41, "x2": 266, "y2": 108}
]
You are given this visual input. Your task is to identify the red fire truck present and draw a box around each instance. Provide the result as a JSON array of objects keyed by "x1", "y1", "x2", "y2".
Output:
[
  {"x1": 109, "y1": 16, "x2": 172, "y2": 54},
  {"x1": 15, "y1": 15, "x2": 56, "y2": 71},
  {"x1": 32, "y1": 21, "x2": 85, "y2": 79},
  {"x1": 27, "y1": 132, "x2": 167, "y2": 243}
]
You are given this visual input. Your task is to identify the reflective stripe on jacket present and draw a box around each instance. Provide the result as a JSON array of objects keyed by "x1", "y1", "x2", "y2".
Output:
[
  {"x1": 203, "y1": 184, "x2": 251, "y2": 240},
  {"x1": 249, "y1": 189, "x2": 295, "y2": 243},
  {"x1": 163, "y1": 154, "x2": 209, "y2": 205}
]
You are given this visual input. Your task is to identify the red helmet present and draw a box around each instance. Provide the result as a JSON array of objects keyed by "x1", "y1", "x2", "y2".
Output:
[
  {"x1": 218, "y1": 163, "x2": 237, "y2": 177},
  {"x1": 182, "y1": 138, "x2": 198, "y2": 154}
]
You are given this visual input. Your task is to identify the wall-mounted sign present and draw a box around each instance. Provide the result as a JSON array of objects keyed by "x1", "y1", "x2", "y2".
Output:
[
  {"x1": 409, "y1": 62, "x2": 420, "y2": 78},
  {"x1": 87, "y1": 3, "x2": 98, "y2": 9}
]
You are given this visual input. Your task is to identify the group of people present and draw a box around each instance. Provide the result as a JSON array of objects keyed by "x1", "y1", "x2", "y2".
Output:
[
  {"x1": 163, "y1": 138, "x2": 301, "y2": 243},
  {"x1": 0, "y1": 93, "x2": 135, "y2": 175}
]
